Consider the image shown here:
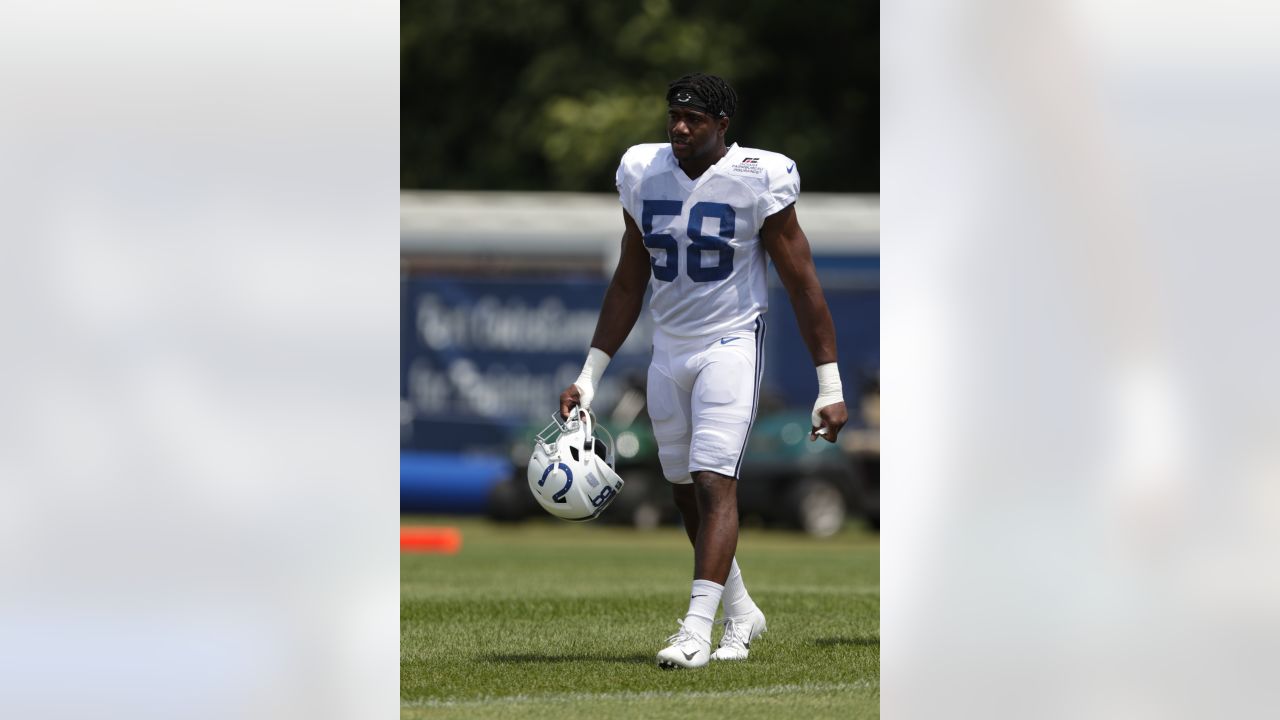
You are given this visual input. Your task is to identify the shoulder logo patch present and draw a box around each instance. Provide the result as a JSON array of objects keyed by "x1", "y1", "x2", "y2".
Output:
[{"x1": 729, "y1": 156, "x2": 763, "y2": 175}]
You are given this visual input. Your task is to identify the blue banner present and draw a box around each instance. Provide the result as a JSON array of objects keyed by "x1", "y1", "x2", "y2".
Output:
[
  {"x1": 402, "y1": 263, "x2": 878, "y2": 453},
  {"x1": 401, "y1": 275, "x2": 655, "y2": 453}
]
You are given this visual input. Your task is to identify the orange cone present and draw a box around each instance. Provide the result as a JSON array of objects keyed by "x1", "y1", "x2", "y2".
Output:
[{"x1": 400, "y1": 526, "x2": 462, "y2": 554}]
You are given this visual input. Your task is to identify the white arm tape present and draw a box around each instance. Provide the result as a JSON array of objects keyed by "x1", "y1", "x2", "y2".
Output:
[
  {"x1": 811, "y1": 362, "x2": 844, "y2": 427},
  {"x1": 573, "y1": 347, "x2": 612, "y2": 410}
]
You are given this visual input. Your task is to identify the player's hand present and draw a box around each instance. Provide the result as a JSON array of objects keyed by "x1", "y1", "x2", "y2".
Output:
[
  {"x1": 559, "y1": 384, "x2": 586, "y2": 420},
  {"x1": 811, "y1": 401, "x2": 848, "y2": 443}
]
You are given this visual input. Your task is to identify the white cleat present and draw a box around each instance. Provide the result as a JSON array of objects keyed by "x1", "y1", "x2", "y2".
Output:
[
  {"x1": 710, "y1": 608, "x2": 767, "y2": 661},
  {"x1": 655, "y1": 619, "x2": 711, "y2": 669}
]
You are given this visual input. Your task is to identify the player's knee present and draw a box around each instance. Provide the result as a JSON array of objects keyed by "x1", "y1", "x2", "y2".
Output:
[
  {"x1": 691, "y1": 470, "x2": 736, "y2": 504},
  {"x1": 692, "y1": 469, "x2": 735, "y2": 482}
]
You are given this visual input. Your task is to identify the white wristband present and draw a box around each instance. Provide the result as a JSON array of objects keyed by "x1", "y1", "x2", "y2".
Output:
[
  {"x1": 812, "y1": 362, "x2": 844, "y2": 428},
  {"x1": 573, "y1": 347, "x2": 612, "y2": 410}
]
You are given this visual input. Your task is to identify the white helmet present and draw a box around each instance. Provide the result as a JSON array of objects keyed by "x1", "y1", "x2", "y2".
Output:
[{"x1": 527, "y1": 407, "x2": 625, "y2": 521}]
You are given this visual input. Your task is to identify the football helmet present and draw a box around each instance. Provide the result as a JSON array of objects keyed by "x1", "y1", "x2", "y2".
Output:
[{"x1": 527, "y1": 407, "x2": 625, "y2": 521}]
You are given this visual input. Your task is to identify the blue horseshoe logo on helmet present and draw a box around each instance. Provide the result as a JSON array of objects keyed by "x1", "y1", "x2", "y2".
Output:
[{"x1": 539, "y1": 462, "x2": 574, "y2": 503}]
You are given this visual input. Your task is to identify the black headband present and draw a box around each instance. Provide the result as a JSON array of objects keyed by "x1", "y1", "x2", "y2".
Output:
[
  {"x1": 666, "y1": 73, "x2": 737, "y2": 119},
  {"x1": 668, "y1": 88, "x2": 721, "y2": 117}
]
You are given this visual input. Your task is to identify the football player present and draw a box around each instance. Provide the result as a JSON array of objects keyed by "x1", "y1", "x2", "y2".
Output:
[{"x1": 559, "y1": 73, "x2": 847, "y2": 669}]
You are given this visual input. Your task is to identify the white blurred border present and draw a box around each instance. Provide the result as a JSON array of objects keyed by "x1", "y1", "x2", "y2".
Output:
[
  {"x1": 884, "y1": 1, "x2": 1280, "y2": 718},
  {"x1": 0, "y1": 2, "x2": 398, "y2": 719}
]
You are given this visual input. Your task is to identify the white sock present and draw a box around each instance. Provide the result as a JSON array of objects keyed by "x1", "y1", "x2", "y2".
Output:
[
  {"x1": 721, "y1": 558, "x2": 760, "y2": 618},
  {"x1": 683, "y1": 579, "x2": 723, "y2": 642}
]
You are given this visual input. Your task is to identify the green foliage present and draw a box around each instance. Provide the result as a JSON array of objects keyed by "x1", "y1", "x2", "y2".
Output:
[
  {"x1": 401, "y1": 517, "x2": 880, "y2": 718},
  {"x1": 402, "y1": 0, "x2": 877, "y2": 192}
]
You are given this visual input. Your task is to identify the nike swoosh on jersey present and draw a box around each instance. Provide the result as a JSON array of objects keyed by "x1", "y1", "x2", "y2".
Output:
[
  {"x1": 786, "y1": 163, "x2": 795, "y2": 173},
  {"x1": 719, "y1": 337, "x2": 742, "y2": 345}
]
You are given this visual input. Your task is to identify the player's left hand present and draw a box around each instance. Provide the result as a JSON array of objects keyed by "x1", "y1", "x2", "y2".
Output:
[{"x1": 810, "y1": 402, "x2": 848, "y2": 443}]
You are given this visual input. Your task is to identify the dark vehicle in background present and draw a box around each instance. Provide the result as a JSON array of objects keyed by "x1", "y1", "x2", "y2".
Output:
[{"x1": 488, "y1": 375, "x2": 879, "y2": 536}]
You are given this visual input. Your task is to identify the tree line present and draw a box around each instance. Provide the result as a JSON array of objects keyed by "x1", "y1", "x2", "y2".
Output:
[{"x1": 403, "y1": 0, "x2": 878, "y2": 193}]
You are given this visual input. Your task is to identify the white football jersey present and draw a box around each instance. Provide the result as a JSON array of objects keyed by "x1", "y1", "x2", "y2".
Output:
[{"x1": 616, "y1": 142, "x2": 799, "y2": 339}]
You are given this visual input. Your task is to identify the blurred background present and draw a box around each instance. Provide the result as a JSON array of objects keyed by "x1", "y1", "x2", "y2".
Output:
[
  {"x1": 5, "y1": 0, "x2": 1277, "y2": 717},
  {"x1": 401, "y1": 0, "x2": 880, "y2": 534}
]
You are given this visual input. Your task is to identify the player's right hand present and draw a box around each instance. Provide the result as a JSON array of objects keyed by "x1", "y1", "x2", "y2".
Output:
[{"x1": 559, "y1": 383, "x2": 588, "y2": 420}]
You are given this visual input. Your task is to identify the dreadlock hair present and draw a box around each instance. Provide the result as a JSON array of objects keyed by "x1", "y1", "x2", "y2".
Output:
[{"x1": 666, "y1": 73, "x2": 738, "y2": 119}]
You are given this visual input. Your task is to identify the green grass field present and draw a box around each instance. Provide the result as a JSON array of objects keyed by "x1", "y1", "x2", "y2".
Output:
[{"x1": 401, "y1": 517, "x2": 879, "y2": 719}]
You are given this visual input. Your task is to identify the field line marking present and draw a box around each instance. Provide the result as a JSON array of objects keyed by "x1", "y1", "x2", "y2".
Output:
[{"x1": 403, "y1": 680, "x2": 878, "y2": 708}]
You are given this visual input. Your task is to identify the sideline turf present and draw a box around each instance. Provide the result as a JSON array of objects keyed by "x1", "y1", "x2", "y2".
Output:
[{"x1": 401, "y1": 517, "x2": 879, "y2": 719}]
